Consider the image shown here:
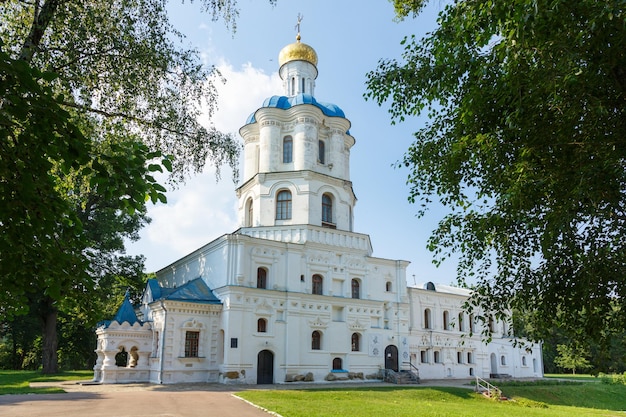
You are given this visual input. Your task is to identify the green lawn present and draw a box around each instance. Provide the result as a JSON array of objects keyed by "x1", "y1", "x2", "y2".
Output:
[
  {"x1": 0, "y1": 370, "x2": 93, "y2": 395},
  {"x1": 236, "y1": 383, "x2": 626, "y2": 417},
  {"x1": 544, "y1": 373, "x2": 602, "y2": 382}
]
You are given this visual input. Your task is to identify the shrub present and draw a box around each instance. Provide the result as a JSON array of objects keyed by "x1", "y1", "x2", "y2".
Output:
[{"x1": 599, "y1": 372, "x2": 626, "y2": 385}]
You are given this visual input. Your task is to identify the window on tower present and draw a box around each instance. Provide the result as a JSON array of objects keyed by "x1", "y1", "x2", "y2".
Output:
[
  {"x1": 246, "y1": 198, "x2": 253, "y2": 227},
  {"x1": 283, "y1": 136, "x2": 293, "y2": 163},
  {"x1": 318, "y1": 140, "x2": 325, "y2": 164},
  {"x1": 322, "y1": 193, "x2": 333, "y2": 227},
  {"x1": 276, "y1": 190, "x2": 292, "y2": 220}
]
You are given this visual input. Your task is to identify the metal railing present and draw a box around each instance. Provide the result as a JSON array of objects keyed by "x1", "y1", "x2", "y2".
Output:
[{"x1": 475, "y1": 376, "x2": 502, "y2": 399}]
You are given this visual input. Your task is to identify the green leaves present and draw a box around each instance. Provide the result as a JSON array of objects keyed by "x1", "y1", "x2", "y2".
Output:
[
  {"x1": 367, "y1": 0, "x2": 626, "y2": 348},
  {"x1": 0, "y1": 0, "x2": 252, "y2": 372}
]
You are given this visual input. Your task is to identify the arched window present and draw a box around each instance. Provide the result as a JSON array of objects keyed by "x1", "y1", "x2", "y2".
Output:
[
  {"x1": 276, "y1": 190, "x2": 292, "y2": 220},
  {"x1": 443, "y1": 311, "x2": 450, "y2": 330},
  {"x1": 301, "y1": 77, "x2": 305, "y2": 93},
  {"x1": 458, "y1": 312, "x2": 464, "y2": 332},
  {"x1": 318, "y1": 140, "x2": 325, "y2": 164},
  {"x1": 500, "y1": 355, "x2": 507, "y2": 366},
  {"x1": 424, "y1": 308, "x2": 432, "y2": 329},
  {"x1": 322, "y1": 193, "x2": 333, "y2": 224},
  {"x1": 469, "y1": 314, "x2": 475, "y2": 333},
  {"x1": 522, "y1": 356, "x2": 527, "y2": 366},
  {"x1": 290, "y1": 77, "x2": 295, "y2": 95},
  {"x1": 283, "y1": 136, "x2": 293, "y2": 163},
  {"x1": 351, "y1": 279, "x2": 360, "y2": 299},
  {"x1": 457, "y1": 351, "x2": 463, "y2": 364},
  {"x1": 351, "y1": 333, "x2": 360, "y2": 352},
  {"x1": 257, "y1": 267, "x2": 267, "y2": 289},
  {"x1": 386, "y1": 281, "x2": 392, "y2": 292},
  {"x1": 246, "y1": 198, "x2": 253, "y2": 227},
  {"x1": 115, "y1": 347, "x2": 128, "y2": 367},
  {"x1": 311, "y1": 331, "x2": 321, "y2": 350},
  {"x1": 434, "y1": 351, "x2": 441, "y2": 363},
  {"x1": 257, "y1": 318, "x2": 267, "y2": 333},
  {"x1": 488, "y1": 316, "x2": 495, "y2": 333},
  {"x1": 332, "y1": 357, "x2": 342, "y2": 370},
  {"x1": 467, "y1": 352, "x2": 473, "y2": 364},
  {"x1": 312, "y1": 274, "x2": 323, "y2": 295}
]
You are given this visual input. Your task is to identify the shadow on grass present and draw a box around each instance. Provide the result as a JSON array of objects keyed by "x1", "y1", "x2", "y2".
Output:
[{"x1": 502, "y1": 383, "x2": 626, "y2": 412}]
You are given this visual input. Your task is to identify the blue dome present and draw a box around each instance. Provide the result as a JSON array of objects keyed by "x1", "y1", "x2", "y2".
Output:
[{"x1": 245, "y1": 93, "x2": 346, "y2": 124}]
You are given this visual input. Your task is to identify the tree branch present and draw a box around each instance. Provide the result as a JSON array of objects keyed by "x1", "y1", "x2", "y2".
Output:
[{"x1": 60, "y1": 100, "x2": 193, "y2": 138}]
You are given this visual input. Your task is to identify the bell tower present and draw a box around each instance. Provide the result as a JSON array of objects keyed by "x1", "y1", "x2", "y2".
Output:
[{"x1": 236, "y1": 30, "x2": 357, "y2": 236}]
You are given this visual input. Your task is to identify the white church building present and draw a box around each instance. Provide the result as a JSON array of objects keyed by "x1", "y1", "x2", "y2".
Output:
[{"x1": 93, "y1": 34, "x2": 543, "y2": 385}]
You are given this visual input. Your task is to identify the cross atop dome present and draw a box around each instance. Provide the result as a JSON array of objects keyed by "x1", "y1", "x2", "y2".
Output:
[
  {"x1": 295, "y1": 13, "x2": 303, "y2": 40},
  {"x1": 278, "y1": 14, "x2": 318, "y2": 69}
]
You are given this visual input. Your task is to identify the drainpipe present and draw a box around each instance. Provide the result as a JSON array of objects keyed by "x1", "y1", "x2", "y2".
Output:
[{"x1": 158, "y1": 300, "x2": 167, "y2": 384}]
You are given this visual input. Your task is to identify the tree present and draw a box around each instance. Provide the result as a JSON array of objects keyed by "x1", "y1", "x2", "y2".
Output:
[
  {"x1": 554, "y1": 344, "x2": 592, "y2": 375},
  {"x1": 366, "y1": 1, "x2": 626, "y2": 346},
  {"x1": 0, "y1": 0, "x2": 264, "y2": 373}
]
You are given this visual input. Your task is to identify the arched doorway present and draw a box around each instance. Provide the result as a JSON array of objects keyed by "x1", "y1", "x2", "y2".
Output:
[
  {"x1": 490, "y1": 353, "x2": 498, "y2": 376},
  {"x1": 257, "y1": 350, "x2": 274, "y2": 384},
  {"x1": 384, "y1": 345, "x2": 399, "y2": 372}
]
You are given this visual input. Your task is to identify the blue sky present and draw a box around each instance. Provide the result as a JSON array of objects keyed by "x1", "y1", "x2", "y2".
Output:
[{"x1": 126, "y1": 0, "x2": 461, "y2": 286}]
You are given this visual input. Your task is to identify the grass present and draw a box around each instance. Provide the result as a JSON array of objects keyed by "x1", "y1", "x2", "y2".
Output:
[
  {"x1": 3, "y1": 370, "x2": 625, "y2": 416},
  {"x1": 236, "y1": 383, "x2": 626, "y2": 417},
  {"x1": 0, "y1": 370, "x2": 93, "y2": 395},
  {"x1": 544, "y1": 373, "x2": 601, "y2": 382}
]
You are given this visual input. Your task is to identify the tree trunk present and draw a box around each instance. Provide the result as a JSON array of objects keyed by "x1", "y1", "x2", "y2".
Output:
[
  {"x1": 40, "y1": 297, "x2": 59, "y2": 374},
  {"x1": 10, "y1": 320, "x2": 18, "y2": 370},
  {"x1": 19, "y1": 0, "x2": 62, "y2": 63}
]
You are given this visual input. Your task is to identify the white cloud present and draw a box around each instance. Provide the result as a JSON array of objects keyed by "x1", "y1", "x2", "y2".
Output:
[
  {"x1": 209, "y1": 61, "x2": 282, "y2": 133},
  {"x1": 127, "y1": 61, "x2": 282, "y2": 272}
]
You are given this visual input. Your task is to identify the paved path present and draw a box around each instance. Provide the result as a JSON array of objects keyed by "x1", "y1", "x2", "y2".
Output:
[
  {"x1": 0, "y1": 379, "x2": 476, "y2": 417},
  {"x1": 0, "y1": 382, "x2": 272, "y2": 417}
]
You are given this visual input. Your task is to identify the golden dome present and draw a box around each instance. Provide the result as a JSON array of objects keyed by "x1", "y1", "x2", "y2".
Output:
[{"x1": 278, "y1": 35, "x2": 318, "y2": 67}]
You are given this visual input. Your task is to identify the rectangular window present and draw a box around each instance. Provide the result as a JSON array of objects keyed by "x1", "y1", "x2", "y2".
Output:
[
  {"x1": 230, "y1": 338, "x2": 238, "y2": 348},
  {"x1": 420, "y1": 350, "x2": 428, "y2": 364},
  {"x1": 283, "y1": 137, "x2": 293, "y2": 163},
  {"x1": 318, "y1": 140, "x2": 325, "y2": 164},
  {"x1": 184, "y1": 331, "x2": 199, "y2": 357}
]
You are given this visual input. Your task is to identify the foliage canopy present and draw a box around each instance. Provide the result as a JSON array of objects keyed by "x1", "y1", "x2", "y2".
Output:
[
  {"x1": 366, "y1": 0, "x2": 626, "y2": 346},
  {"x1": 0, "y1": 0, "x2": 254, "y2": 372}
]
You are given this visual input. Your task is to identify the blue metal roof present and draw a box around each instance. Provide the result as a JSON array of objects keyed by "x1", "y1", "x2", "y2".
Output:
[
  {"x1": 163, "y1": 278, "x2": 222, "y2": 304},
  {"x1": 99, "y1": 291, "x2": 141, "y2": 328},
  {"x1": 245, "y1": 93, "x2": 346, "y2": 124},
  {"x1": 147, "y1": 278, "x2": 221, "y2": 305}
]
